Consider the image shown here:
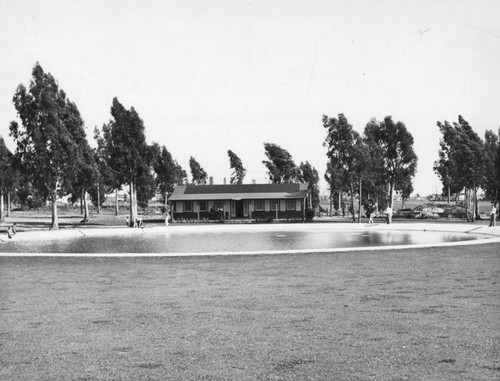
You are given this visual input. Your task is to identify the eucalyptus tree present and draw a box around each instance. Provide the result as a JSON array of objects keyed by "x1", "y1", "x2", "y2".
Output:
[
  {"x1": 434, "y1": 120, "x2": 465, "y2": 203},
  {"x1": 101, "y1": 98, "x2": 151, "y2": 227},
  {"x1": 323, "y1": 113, "x2": 367, "y2": 222},
  {"x1": 497, "y1": 131, "x2": 500, "y2": 206},
  {"x1": 227, "y1": 150, "x2": 246, "y2": 184},
  {"x1": 396, "y1": 172, "x2": 414, "y2": 209},
  {"x1": 364, "y1": 116, "x2": 417, "y2": 213},
  {"x1": 0, "y1": 136, "x2": 17, "y2": 221},
  {"x1": 483, "y1": 129, "x2": 499, "y2": 206},
  {"x1": 136, "y1": 170, "x2": 157, "y2": 209},
  {"x1": 152, "y1": 143, "x2": 187, "y2": 208},
  {"x1": 93, "y1": 125, "x2": 121, "y2": 215},
  {"x1": 454, "y1": 116, "x2": 485, "y2": 220},
  {"x1": 86, "y1": 150, "x2": 104, "y2": 214},
  {"x1": 63, "y1": 101, "x2": 98, "y2": 223},
  {"x1": 325, "y1": 161, "x2": 346, "y2": 214},
  {"x1": 189, "y1": 156, "x2": 208, "y2": 185},
  {"x1": 362, "y1": 126, "x2": 389, "y2": 212},
  {"x1": 299, "y1": 161, "x2": 320, "y2": 212},
  {"x1": 262, "y1": 143, "x2": 300, "y2": 183},
  {"x1": 10, "y1": 63, "x2": 89, "y2": 229},
  {"x1": 435, "y1": 116, "x2": 484, "y2": 220}
]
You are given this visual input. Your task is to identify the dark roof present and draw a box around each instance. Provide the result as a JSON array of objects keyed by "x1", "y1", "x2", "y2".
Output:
[
  {"x1": 169, "y1": 183, "x2": 308, "y2": 201},
  {"x1": 184, "y1": 183, "x2": 305, "y2": 194}
]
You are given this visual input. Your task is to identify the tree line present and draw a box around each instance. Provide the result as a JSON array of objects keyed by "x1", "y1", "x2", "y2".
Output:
[
  {"x1": 2, "y1": 63, "x2": 498, "y2": 228},
  {"x1": 323, "y1": 113, "x2": 500, "y2": 223},
  {"x1": 323, "y1": 113, "x2": 418, "y2": 223},
  {"x1": 1, "y1": 64, "x2": 321, "y2": 228},
  {"x1": 433, "y1": 115, "x2": 500, "y2": 221}
]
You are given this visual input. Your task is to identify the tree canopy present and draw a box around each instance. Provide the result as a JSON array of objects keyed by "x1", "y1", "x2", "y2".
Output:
[
  {"x1": 364, "y1": 116, "x2": 417, "y2": 209},
  {"x1": 323, "y1": 113, "x2": 368, "y2": 221},
  {"x1": 0, "y1": 136, "x2": 17, "y2": 221},
  {"x1": 262, "y1": 143, "x2": 300, "y2": 183},
  {"x1": 100, "y1": 97, "x2": 153, "y2": 226},
  {"x1": 434, "y1": 116, "x2": 486, "y2": 218},
  {"x1": 227, "y1": 150, "x2": 246, "y2": 184},
  {"x1": 9, "y1": 63, "x2": 89, "y2": 229},
  {"x1": 434, "y1": 120, "x2": 464, "y2": 200},
  {"x1": 299, "y1": 161, "x2": 320, "y2": 211},
  {"x1": 152, "y1": 143, "x2": 187, "y2": 203},
  {"x1": 483, "y1": 129, "x2": 500, "y2": 205},
  {"x1": 189, "y1": 156, "x2": 208, "y2": 185}
]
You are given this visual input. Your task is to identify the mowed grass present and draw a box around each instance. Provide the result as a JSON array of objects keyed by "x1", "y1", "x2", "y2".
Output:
[{"x1": 1, "y1": 244, "x2": 499, "y2": 380}]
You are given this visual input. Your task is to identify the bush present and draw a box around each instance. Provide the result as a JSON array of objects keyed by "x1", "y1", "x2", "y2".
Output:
[
  {"x1": 27, "y1": 196, "x2": 44, "y2": 210},
  {"x1": 305, "y1": 209, "x2": 315, "y2": 222}
]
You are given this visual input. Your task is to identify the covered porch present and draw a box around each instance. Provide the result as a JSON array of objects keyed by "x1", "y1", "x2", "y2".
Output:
[{"x1": 168, "y1": 183, "x2": 308, "y2": 222}]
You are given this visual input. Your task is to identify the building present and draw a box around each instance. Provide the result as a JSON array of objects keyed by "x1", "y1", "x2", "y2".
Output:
[{"x1": 168, "y1": 183, "x2": 308, "y2": 221}]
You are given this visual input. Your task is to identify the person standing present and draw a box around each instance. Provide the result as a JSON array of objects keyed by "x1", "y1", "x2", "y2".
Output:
[
  {"x1": 385, "y1": 205, "x2": 392, "y2": 224},
  {"x1": 489, "y1": 204, "x2": 497, "y2": 227},
  {"x1": 368, "y1": 212, "x2": 374, "y2": 224}
]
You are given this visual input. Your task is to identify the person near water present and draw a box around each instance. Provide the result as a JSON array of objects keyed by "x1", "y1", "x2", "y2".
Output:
[
  {"x1": 385, "y1": 205, "x2": 392, "y2": 224},
  {"x1": 489, "y1": 204, "x2": 497, "y2": 227}
]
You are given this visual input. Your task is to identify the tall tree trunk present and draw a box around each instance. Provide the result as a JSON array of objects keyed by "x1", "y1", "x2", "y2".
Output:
[
  {"x1": 474, "y1": 184, "x2": 479, "y2": 220},
  {"x1": 80, "y1": 188, "x2": 84, "y2": 214},
  {"x1": 470, "y1": 185, "x2": 475, "y2": 222},
  {"x1": 133, "y1": 180, "x2": 138, "y2": 218},
  {"x1": 389, "y1": 180, "x2": 395, "y2": 210},
  {"x1": 51, "y1": 192, "x2": 59, "y2": 230},
  {"x1": 329, "y1": 192, "x2": 333, "y2": 216},
  {"x1": 0, "y1": 190, "x2": 4, "y2": 222},
  {"x1": 338, "y1": 191, "x2": 341, "y2": 215},
  {"x1": 349, "y1": 183, "x2": 355, "y2": 223},
  {"x1": 6, "y1": 192, "x2": 10, "y2": 217},
  {"x1": 465, "y1": 188, "x2": 470, "y2": 222},
  {"x1": 115, "y1": 188, "x2": 119, "y2": 216},
  {"x1": 357, "y1": 179, "x2": 362, "y2": 223},
  {"x1": 97, "y1": 181, "x2": 101, "y2": 214},
  {"x1": 129, "y1": 178, "x2": 137, "y2": 227},
  {"x1": 340, "y1": 191, "x2": 345, "y2": 216},
  {"x1": 447, "y1": 185, "x2": 450, "y2": 204},
  {"x1": 82, "y1": 189, "x2": 89, "y2": 223},
  {"x1": 164, "y1": 190, "x2": 169, "y2": 222}
]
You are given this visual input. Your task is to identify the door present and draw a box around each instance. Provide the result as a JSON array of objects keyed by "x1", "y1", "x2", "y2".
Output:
[{"x1": 235, "y1": 200, "x2": 244, "y2": 217}]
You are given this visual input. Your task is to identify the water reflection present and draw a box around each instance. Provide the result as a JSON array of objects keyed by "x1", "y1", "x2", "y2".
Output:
[{"x1": 1, "y1": 229, "x2": 481, "y2": 254}]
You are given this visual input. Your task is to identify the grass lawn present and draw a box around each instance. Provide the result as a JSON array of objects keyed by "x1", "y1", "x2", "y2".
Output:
[{"x1": 1, "y1": 243, "x2": 499, "y2": 380}]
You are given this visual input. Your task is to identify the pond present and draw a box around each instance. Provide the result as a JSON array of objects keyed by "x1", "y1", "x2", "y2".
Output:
[{"x1": 0, "y1": 226, "x2": 488, "y2": 254}]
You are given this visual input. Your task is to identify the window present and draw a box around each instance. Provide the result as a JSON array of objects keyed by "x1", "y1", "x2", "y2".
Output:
[
  {"x1": 286, "y1": 199, "x2": 296, "y2": 211},
  {"x1": 270, "y1": 199, "x2": 280, "y2": 210},
  {"x1": 184, "y1": 201, "x2": 193, "y2": 212},
  {"x1": 214, "y1": 200, "x2": 224, "y2": 210},
  {"x1": 254, "y1": 199, "x2": 264, "y2": 211},
  {"x1": 199, "y1": 200, "x2": 207, "y2": 211}
]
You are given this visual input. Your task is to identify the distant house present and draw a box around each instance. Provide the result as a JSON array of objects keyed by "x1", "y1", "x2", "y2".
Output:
[{"x1": 168, "y1": 183, "x2": 308, "y2": 221}]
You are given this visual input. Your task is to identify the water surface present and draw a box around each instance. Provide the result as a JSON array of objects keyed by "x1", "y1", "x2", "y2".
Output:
[{"x1": 0, "y1": 229, "x2": 484, "y2": 253}]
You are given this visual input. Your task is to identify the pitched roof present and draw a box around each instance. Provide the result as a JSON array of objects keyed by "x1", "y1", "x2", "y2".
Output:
[{"x1": 168, "y1": 183, "x2": 308, "y2": 201}]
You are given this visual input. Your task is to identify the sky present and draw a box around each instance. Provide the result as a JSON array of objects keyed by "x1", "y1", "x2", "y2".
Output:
[{"x1": 1, "y1": 0, "x2": 499, "y2": 196}]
